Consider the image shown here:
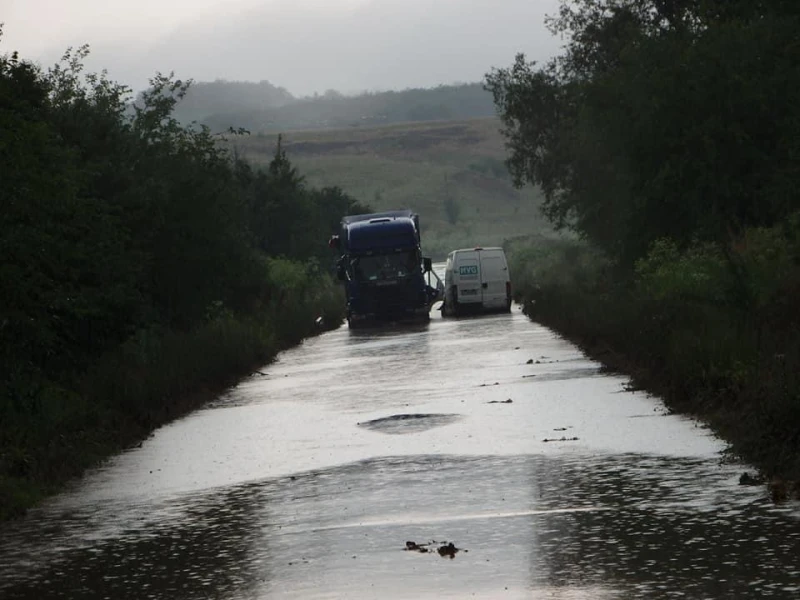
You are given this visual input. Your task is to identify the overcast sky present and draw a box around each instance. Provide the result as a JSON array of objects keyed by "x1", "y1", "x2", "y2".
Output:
[{"x1": 1, "y1": 0, "x2": 562, "y2": 96}]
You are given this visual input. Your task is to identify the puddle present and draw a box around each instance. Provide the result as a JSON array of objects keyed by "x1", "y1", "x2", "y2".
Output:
[{"x1": 358, "y1": 413, "x2": 462, "y2": 435}]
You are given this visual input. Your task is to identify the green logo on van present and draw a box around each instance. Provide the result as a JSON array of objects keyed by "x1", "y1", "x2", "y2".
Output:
[{"x1": 459, "y1": 265, "x2": 479, "y2": 276}]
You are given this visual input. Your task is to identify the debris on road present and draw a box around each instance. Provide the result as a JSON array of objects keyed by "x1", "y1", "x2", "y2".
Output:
[
  {"x1": 740, "y1": 472, "x2": 800, "y2": 502},
  {"x1": 404, "y1": 540, "x2": 464, "y2": 559},
  {"x1": 739, "y1": 472, "x2": 765, "y2": 486},
  {"x1": 405, "y1": 541, "x2": 429, "y2": 553},
  {"x1": 437, "y1": 542, "x2": 459, "y2": 559},
  {"x1": 622, "y1": 381, "x2": 643, "y2": 392},
  {"x1": 543, "y1": 436, "x2": 580, "y2": 442},
  {"x1": 488, "y1": 399, "x2": 513, "y2": 404}
]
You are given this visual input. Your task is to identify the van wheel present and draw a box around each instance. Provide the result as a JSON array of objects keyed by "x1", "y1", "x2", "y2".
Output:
[{"x1": 442, "y1": 297, "x2": 457, "y2": 317}]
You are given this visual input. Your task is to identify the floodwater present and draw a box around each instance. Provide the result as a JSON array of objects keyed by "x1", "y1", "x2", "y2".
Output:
[{"x1": 1, "y1": 294, "x2": 799, "y2": 598}]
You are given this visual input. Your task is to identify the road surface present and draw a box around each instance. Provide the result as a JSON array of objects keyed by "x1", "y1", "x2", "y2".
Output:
[{"x1": 1, "y1": 299, "x2": 799, "y2": 598}]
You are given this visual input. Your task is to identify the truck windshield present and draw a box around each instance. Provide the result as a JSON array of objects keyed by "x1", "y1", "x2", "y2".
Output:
[{"x1": 352, "y1": 251, "x2": 418, "y2": 282}]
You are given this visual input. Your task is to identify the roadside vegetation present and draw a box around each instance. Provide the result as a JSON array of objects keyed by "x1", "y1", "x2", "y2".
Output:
[
  {"x1": 491, "y1": 1, "x2": 800, "y2": 481},
  {"x1": 0, "y1": 37, "x2": 368, "y2": 520}
]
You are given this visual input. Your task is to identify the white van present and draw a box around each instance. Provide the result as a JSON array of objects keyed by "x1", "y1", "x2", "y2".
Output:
[{"x1": 441, "y1": 247, "x2": 511, "y2": 316}]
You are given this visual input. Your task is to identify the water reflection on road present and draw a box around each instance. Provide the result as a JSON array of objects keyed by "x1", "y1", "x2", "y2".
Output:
[{"x1": 1, "y1": 305, "x2": 799, "y2": 599}]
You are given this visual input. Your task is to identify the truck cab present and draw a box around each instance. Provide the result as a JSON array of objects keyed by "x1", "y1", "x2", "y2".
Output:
[{"x1": 330, "y1": 210, "x2": 442, "y2": 327}]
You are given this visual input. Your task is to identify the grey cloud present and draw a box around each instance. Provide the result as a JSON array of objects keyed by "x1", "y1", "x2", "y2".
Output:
[{"x1": 37, "y1": 0, "x2": 562, "y2": 95}]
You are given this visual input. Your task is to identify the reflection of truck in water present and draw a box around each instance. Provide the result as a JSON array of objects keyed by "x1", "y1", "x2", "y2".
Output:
[{"x1": 329, "y1": 210, "x2": 443, "y2": 327}]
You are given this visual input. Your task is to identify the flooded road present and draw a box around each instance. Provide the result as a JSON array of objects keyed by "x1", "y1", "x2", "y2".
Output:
[{"x1": 2, "y1": 302, "x2": 800, "y2": 598}]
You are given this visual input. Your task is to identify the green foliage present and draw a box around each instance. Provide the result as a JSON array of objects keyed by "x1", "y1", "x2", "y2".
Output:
[
  {"x1": 490, "y1": 2, "x2": 800, "y2": 474},
  {"x1": 505, "y1": 235, "x2": 608, "y2": 300},
  {"x1": 486, "y1": 0, "x2": 800, "y2": 266},
  {"x1": 0, "y1": 39, "x2": 363, "y2": 519},
  {"x1": 635, "y1": 239, "x2": 729, "y2": 305}
]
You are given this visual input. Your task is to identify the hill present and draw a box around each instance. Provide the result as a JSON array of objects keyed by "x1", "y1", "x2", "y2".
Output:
[
  {"x1": 168, "y1": 79, "x2": 295, "y2": 125},
  {"x1": 228, "y1": 117, "x2": 552, "y2": 259},
  {"x1": 193, "y1": 83, "x2": 497, "y2": 133}
]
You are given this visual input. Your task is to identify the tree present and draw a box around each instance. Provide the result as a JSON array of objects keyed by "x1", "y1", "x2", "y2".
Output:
[{"x1": 486, "y1": 0, "x2": 800, "y2": 265}]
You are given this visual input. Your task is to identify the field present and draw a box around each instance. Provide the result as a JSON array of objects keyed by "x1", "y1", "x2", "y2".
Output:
[{"x1": 228, "y1": 117, "x2": 554, "y2": 259}]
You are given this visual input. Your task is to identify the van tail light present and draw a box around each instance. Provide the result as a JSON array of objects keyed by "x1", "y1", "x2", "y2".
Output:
[{"x1": 506, "y1": 281, "x2": 511, "y2": 299}]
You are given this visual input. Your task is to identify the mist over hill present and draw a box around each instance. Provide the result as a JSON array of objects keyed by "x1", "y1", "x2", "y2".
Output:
[
  {"x1": 172, "y1": 79, "x2": 295, "y2": 124},
  {"x1": 173, "y1": 81, "x2": 496, "y2": 133}
]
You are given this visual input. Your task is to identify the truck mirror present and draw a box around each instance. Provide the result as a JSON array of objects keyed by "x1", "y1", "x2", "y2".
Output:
[
  {"x1": 328, "y1": 235, "x2": 341, "y2": 250},
  {"x1": 423, "y1": 257, "x2": 432, "y2": 273}
]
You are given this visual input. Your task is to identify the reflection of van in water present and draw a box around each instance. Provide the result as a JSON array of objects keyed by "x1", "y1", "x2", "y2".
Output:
[{"x1": 442, "y1": 247, "x2": 512, "y2": 316}]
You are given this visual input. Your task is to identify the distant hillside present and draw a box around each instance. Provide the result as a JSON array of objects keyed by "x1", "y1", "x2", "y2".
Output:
[
  {"x1": 199, "y1": 83, "x2": 497, "y2": 133},
  {"x1": 227, "y1": 117, "x2": 554, "y2": 259},
  {"x1": 171, "y1": 79, "x2": 295, "y2": 124}
]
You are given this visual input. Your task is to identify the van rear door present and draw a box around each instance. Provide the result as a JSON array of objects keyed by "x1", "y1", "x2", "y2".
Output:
[
  {"x1": 455, "y1": 254, "x2": 481, "y2": 304},
  {"x1": 479, "y1": 251, "x2": 509, "y2": 309}
]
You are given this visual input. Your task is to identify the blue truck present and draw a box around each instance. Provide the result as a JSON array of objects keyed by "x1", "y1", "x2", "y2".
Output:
[{"x1": 329, "y1": 210, "x2": 443, "y2": 327}]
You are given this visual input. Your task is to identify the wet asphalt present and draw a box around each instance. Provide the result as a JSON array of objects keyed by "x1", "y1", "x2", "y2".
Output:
[{"x1": 1, "y1": 285, "x2": 799, "y2": 598}]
